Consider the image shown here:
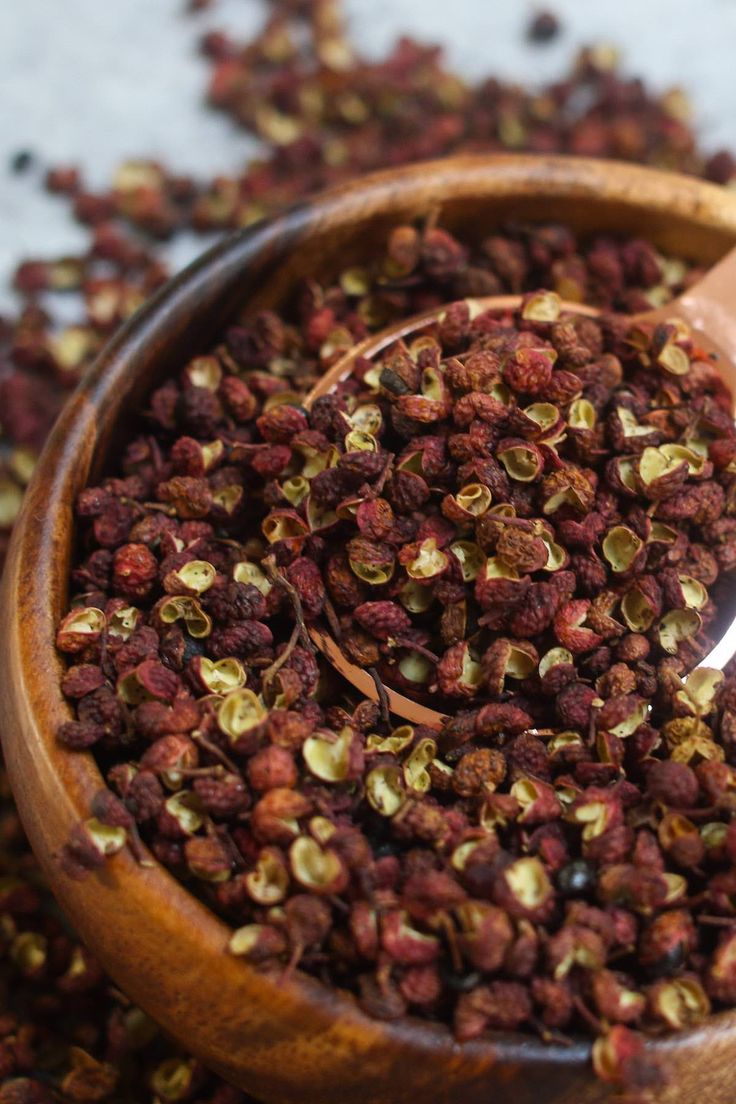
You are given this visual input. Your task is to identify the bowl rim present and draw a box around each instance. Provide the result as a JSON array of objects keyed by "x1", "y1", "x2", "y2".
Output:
[{"x1": 5, "y1": 153, "x2": 736, "y2": 1093}]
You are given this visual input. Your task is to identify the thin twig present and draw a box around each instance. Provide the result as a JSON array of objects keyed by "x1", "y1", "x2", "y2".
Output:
[
  {"x1": 393, "y1": 638, "x2": 439, "y2": 663},
  {"x1": 264, "y1": 557, "x2": 312, "y2": 651},
  {"x1": 138, "y1": 501, "x2": 178, "y2": 516},
  {"x1": 176, "y1": 766, "x2": 227, "y2": 779},
  {"x1": 435, "y1": 912, "x2": 463, "y2": 974},
  {"x1": 373, "y1": 453, "x2": 394, "y2": 496},
  {"x1": 530, "y1": 1017, "x2": 574, "y2": 1047},
  {"x1": 278, "y1": 939, "x2": 304, "y2": 987},
  {"x1": 368, "y1": 667, "x2": 391, "y2": 728},
  {"x1": 322, "y1": 593, "x2": 343, "y2": 642},
  {"x1": 573, "y1": 995, "x2": 603, "y2": 1034},
  {"x1": 191, "y1": 730, "x2": 239, "y2": 775},
  {"x1": 261, "y1": 617, "x2": 301, "y2": 691},
  {"x1": 126, "y1": 822, "x2": 150, "y2": 866},
  {"x1": 209, "y1": 825, "x2": 247, "y2": 873},
  {"x1": 260, "y1": 557, "x2": 315, "y2": 695}
]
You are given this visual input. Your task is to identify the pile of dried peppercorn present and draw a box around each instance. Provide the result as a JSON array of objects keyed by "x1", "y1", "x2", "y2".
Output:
[
  {"x1": 4, "y1": 2, "x2": 736, "y2": 1101},
  {"x1": 54, "y1": 215, "x2": 736, "y2": 1097}
]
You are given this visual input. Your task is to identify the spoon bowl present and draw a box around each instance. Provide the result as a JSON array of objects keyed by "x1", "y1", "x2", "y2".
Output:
[
  {"x1": 304, "y1": 265, "x2": 736, "y2": 727},
  {"x1": 4, "y1": 156, "x2": 736, "y2": 1103}
]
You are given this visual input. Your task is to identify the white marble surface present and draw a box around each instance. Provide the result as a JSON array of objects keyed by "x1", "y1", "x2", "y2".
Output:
[{"x1": 2, "y1": 0, "x2": 736, "y2": 311}]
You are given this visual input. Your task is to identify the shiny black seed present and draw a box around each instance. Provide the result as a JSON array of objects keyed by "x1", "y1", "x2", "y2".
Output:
[
  {"x1": 10, "y1": 150, "x2": 34, "y2": 174},
  {"x1": 557, "y1": 859, "x2": 595, "y2": 897},
  {"x1": 647, "y1": 943, "x2": 687, "y2": 978},
  {"x1": 441, "y1": 965, "x2": 482, "y2": 993},
  {"x1": 526, "y1": 11, "x2": 561, "y2": 43}
]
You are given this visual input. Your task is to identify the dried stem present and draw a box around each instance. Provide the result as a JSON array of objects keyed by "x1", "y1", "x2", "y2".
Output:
[
  {"x1": 264, "y1": 558, "x2": 311, "y2": 649},
  {"x1": 191, "y1": 730, "x2": 239, "y2": 775},
  {"x1": 261, "y1": 556, "x2": 315, "y2": 694},
  {"x1": 572, "y1": 995, "x2": 603, "y2": 1035},
  {"x1": 126, "y1": 822, "x2": 150, "y2": 866},
  {"x1": 176, "y1": 765, "x2": 227, "y2": 779},
  {"x1": 368, "y1": 667, "x2": 391, "y2": 728},
  {"x1": 261, "y1": 616, "x2": 301, "y2": 690},
  {"x1": 392, "y1": 638, "x2": 439, "y2": 663},
  {"x1": 322, "y1": 593, "x2": 343, "y2": 642},
  {"x1": 279, "y1": 939, "x2": 304, "y2": 987},
  {"x1": 373, "y1": 453, "x2": 394, "y2": 496},
  {"x1": 435, "y1": 912, "x2": 463, "y2": 974},
  {"x1": 139, "y1": 501, "x2": 178, "y2": 516},
  {"x1": 530, "y1": 1017, "x2": 573, "y2": 1047}
]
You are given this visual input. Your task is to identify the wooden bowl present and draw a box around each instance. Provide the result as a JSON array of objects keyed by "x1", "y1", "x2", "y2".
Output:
[{"x1": 4, "y1": 155, "x2": 736, "y2": 1104}]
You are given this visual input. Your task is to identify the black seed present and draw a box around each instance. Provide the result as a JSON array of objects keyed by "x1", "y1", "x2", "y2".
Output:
[
  {"x1": 526, "y1": 11, "x2": 561, "y2": 43},
  {"x1": 379, "y1": 367, "x2": 412, "y2": 396},
  {"x1": 10, "y1": 150, "x2": 34, "y2": 174},
  {"x1": 182, "y1": 636, "x2": 206, "y2": 664},
  {"x1": 441, "y1": 965, "x2": 482, "y2": 993},
  {"x1": 647, "y1": 943, "x2": 687, "y2": 978},
  {"x1": 557, "y1": 859, "x2": 595, "y2": 897}
]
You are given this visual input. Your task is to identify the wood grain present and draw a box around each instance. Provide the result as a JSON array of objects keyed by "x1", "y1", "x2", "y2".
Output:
[{"x1": 4, "y1": 156, "x2": 736, "y2": 1103}]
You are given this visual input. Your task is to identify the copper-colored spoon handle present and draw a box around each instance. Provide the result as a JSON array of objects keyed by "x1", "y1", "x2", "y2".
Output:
[
  {"x1": 308, "y1": 626, "x2": 448, "y2": 728},
  {"x1": 671, "y1": 243, "x2": 736, "y2": 672},
  {"x1": 673, "y1": 242, "x2": 736, "y2": 358}
]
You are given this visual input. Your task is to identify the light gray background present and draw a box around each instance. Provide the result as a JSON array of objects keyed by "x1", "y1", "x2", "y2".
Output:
[{"x1": 2, "y1": 0, "x2": 736, "y2": 311}]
